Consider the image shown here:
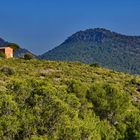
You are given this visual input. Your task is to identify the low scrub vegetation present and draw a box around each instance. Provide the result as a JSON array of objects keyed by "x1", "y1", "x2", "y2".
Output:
[{"x1": 0, "y1": 59, "x2": 140, "y2": 140}]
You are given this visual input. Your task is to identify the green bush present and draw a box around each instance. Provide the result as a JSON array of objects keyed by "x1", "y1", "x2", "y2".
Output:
[
  {"x1": 0, "y1": 59, "x2": 139, "y2": 139},
  {"x1": 9, "y1": 43, "x2": 20, "y2": 52},
  {"x1": 24, "y1": 53, "x2": 34, "y2": 60},
  {"x1": 90, "y1": 62, "x2": 100, "y2": 67},
  {"x1": 0, "y1": 52, "x2": 5, "y2": 58},
  {"x1": 87, "y1": 83, "x2": 131, "y2": 124},
  {"x1": 1, "y1": 67, "x2": 15, "y2": 75}
]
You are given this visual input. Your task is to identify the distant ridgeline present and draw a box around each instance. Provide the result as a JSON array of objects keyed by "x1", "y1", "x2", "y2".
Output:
[
  {"x1": 0, "y1": 37, "x2": 34, "y2": 58},
  {"x1": 0, "y1": 38, "x2": 9, "y2": 47},
  {"x1": 40, "y1": 28, "x2": 140, "y2": 74}
]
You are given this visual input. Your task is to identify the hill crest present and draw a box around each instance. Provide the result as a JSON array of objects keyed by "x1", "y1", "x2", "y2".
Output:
[{"x1": 40, "y1": 28, "x2": 140, "y2": 74}]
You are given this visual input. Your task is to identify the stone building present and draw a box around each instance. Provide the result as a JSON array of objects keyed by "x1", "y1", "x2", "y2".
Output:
[{"x1": 0, "y1": 47, "x2": 13, "y2": 58}]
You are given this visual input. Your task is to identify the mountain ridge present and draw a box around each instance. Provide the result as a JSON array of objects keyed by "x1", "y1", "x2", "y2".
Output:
[
  {"x1": 0, "y1": 37, "x2": 9, "y2": 47},
  {"x1": 60, "y1": 28, "x2": 140, "y2": 45},
  {"x1": 40, "y1": 28, "x2": 140, "y2": 74}
]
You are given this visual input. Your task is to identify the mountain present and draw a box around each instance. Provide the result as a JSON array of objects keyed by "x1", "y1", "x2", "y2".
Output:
[
  {"x1": 0, "y1": 37, "x2": 9, "y2": 47},
  {"x1": 40, "y1": 28, "x2": 140, "y2": 74},
  {"x1": 0, "y1": 37, "x2": 34, "y2": 57},
  {"x1": 0, "y1": 59, "x2": 140, "y2": 139},
  {"x1": 14, "y1": 48, "x2": 35, "y2": 58}
]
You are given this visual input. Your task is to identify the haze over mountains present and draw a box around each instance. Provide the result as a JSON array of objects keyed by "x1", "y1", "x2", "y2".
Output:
[{"x1": 40, "y1": 28, "x2": 140, "y2": 74}]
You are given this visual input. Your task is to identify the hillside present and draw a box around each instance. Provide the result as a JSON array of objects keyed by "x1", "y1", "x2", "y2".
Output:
[
  {"x1": 40, "y1": 28, "x2": 140, "y2": 74},
  {"x1": 0, "y1": 59, "x2": 140, "y2": 139}
]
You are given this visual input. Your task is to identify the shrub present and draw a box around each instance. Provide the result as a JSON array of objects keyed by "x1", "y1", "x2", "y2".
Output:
[
  {"x1": 24, "y1": 53, "x2": 34, "y2": 60},
  {"x1": 90, "y1": 63, "x2": 100, "y2": 68},
  {"x1": 0, "y1": 59, "x2": 139, "y2": 139},
  {"x1": 8, "y1": 43, "x2": 20, "y2": 52},
  {"x1": 87, "y1": 83, "x2": 131, "y2": 124},
  {"x1": 1, "y1": 67, "x2": 15, "y2": 75},
  {"x1": 0, "y1": 52, "x2": 5, "y2": 58}
]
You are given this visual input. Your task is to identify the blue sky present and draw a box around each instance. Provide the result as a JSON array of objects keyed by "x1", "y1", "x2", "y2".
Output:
[{"x1": 0, "y1": 0, "x2": 140, "y2": 54}]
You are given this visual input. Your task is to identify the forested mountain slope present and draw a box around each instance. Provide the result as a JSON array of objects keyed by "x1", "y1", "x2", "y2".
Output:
[{"x1": 41, "y1": 28, "x2": 140, "y2": 74}]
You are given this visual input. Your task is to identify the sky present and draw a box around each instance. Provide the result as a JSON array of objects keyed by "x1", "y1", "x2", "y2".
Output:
[{"x1": 0, "y1": 0, "x2": 140, "y2": 55}]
